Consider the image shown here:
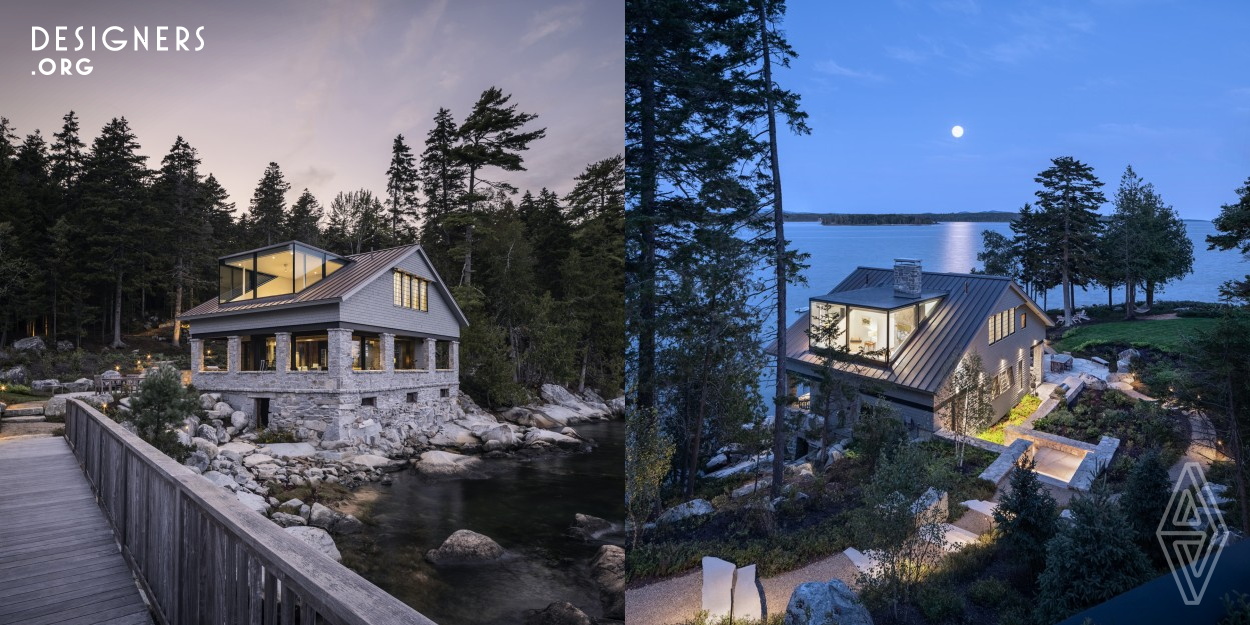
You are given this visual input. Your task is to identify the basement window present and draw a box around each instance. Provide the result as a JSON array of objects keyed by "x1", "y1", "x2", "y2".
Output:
[
  {"x1": 406, "y1": 392, "x2": 419, "y2": 403},
  {"x1": 361, "y1": 397, "x2": 376, "y2": 407},
  {"x1": 440, "y1": 388, "x2": 450, "y2": 398}
]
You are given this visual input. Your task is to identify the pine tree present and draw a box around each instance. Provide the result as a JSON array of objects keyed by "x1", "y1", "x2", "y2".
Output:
[
  {"x1": 49, "y1": 111, "x2": 85, "y2": 192},
  {"x1": 452, "y1": 87, "x2": 547, "y2": 286},
  {"x1": 151, "y1": 136, "x2": 207, "y2": 347},
  {"x1": 521, "y1": 188, "x2": 572, "y2": 298},
  {"x1": 1033, "y1": 157, "x2": 1106, "y2": 325},
  {"x1": 248, "y1": 162, "x2": 290, "y2": 246},
  {"x1": 1036, "y1": 489, "x2": 1153, "y2": 623},
  {"x1": 79, "y1": 117, "x2": 151, "y2": 348},
  {"x1": 1119, "y1": 449, "x2": 1170, "y2": 565},
  {"x1": 129, "y1": 364, "x2": 199, "y2": 460},
  {"x1": 287, "y1": 189, "x2": 323, "y2": 245},
  {"x1": 974, "y1": 230, "x2": 1019, "y2": 278},
  {"x1": 419, "y1": 107, "x2": 467, "y2": 278},
  {"x1": 384, "y1": 134, "x2": 419, "y2": 242},
  {"x1": 992, "y1": 457, "x2": 1058, "y2": 573},
  {"x1": 562, "y1": 155, "x2": 625, "y2": 394}
]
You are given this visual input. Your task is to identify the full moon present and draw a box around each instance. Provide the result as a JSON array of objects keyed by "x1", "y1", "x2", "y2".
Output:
[{"x1": 951, "y1": 125, "x2": 964, "y2": 138}]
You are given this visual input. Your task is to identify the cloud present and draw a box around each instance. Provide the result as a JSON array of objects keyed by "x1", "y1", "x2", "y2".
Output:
[
  {"x1": 814, "y1": 60, "x2": 883, "y2": 81},
  {"x1": 520, "y1": 1, "x2": 584, "y2": 47}
]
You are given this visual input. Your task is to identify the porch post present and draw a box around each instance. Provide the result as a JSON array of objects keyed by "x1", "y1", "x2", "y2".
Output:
[
  {"x1": 190, "y1": 338, "x2": 204, "y2": 373},
  {"x1": 227, "y1": 336, "x2": 240, "y2": 373},
  {"x1": 275, "y1": 332, "x2": 291, "y2": 375},
  {"x1": 381, "y1": 333, "x2": 395, "y2": 373}
]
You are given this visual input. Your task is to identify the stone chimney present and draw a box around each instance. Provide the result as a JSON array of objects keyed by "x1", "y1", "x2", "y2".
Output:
[{"x1": 893, "y1": 258, "x2": 922, "y2": 298}]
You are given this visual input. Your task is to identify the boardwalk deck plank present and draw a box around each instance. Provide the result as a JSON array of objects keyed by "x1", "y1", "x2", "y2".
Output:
[{"x1": 0, "y1": 436, "x2": 153, "y2": 625}]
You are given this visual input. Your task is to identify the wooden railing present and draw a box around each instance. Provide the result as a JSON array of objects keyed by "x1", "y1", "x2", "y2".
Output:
[{"x1": 65, "y1": 399, "x2": 435, "y2": 625}]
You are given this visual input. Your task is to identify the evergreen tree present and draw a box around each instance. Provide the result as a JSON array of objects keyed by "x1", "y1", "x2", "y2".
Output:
[
  {"x1": 49, "y1": 111, "x2": 85, "y2": 192},
  {"x1": 248, "y1": 162, "x2": 290, "y2": 246},
  {"x1": 287, "y1": 189, "x2": 323, "y2": 245},
  {"x1": 974, "y1": 229, "x2": 1020, "y2": 278},
  {"x1": 1207, "y1": 177, "x2": 1250, "y2": 301},
  {"x1": 418, "y1": 107, "x2": 466, "y2": 278},
  {"x1": 79, "y1": 117, "x2": 151, "y2": 348},
  {"x1": 384, "y1": 134, "x2": 419, "y2": 242},
  {"x1": 992, "y1": 457, "x2": 1058, "y2": 573},
  {"x1": 521, "y1": 188, "x2": 572, "y2": 298},
  {"x1": 453, "y1": 87, "x2": 547, "y2": 286},
  {"x1": 561, "y1": 155, "x2": 626, "y2": 395},
  {"x1": 1119, "y1": 449, "x2": 1171, "y2": 565},
  {"x1": 1036, "y1": 489, "x2": 1153, "y2": 623},
  {"x1": 151, "y1": 136, "x2": 207, "y2": 347},
  {"x1": 129, "y1": 364, "x2": 198, "y2": 460},
  {"x1": 1033, "y1": 157, "x2": 1106, "y2": 325},
  {"x1": 323, "y1": 189, "x2": 386, "y2": 254},
  {"x1": 1011, "y1": 202, "x2": 1061, "y2": 305}
]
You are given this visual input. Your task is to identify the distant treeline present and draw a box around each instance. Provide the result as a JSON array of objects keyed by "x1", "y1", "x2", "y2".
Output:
[{"x1": 783, "y1": 211, "x2": 1018, "y2": 224}]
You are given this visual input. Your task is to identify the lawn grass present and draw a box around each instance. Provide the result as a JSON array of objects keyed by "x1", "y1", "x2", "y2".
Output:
[
  {"x1": 0, "y1": 391, "x2": 45, "y2": 405},
  {"x1": 1051, "y1": 317, "x2": 1216, "y2": 354},
  {"x1": 977, "y1": 394, "x2": 1041, "y2": 446}
]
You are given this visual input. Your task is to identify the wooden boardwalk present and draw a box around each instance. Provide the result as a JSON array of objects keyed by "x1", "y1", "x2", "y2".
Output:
[{"x1": 0, "y1": 436, "x2": 153, "y2": 625}]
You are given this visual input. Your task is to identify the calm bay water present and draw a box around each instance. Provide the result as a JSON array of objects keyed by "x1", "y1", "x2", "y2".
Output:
[
  {"x1": 780, "y1": 219, "x2": 1246, "y2": 329},
  {"x1": 341, "y1": 421, "x2": 625, "y2": 625}
]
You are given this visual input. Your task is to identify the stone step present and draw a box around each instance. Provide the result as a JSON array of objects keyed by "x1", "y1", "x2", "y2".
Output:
[
  {"x1": 940, "y1": 523, "x2": 981, "y2": 549},
  {"x1": 843, "y1": 547, "x2": 880, "y2": 574},
  {"x1": 1, "y1": 415, "x2": 47, "y2": 423},
  {"x1": 960, "y1": 499, "x2": 998, "y2": 518},
  {"x1": 2, "y1": 403, "x2": 46, "y2": 417}
]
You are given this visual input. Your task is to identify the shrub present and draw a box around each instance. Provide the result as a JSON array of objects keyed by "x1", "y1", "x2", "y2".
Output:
[
  {"x1": 1036, "y1": 489, "x2": 1153, "y2": 624},
  {"x1": 128, "y1": 364, "x2": 198, "y2": 461},
  {"x1": 0, "y1": 382, "x2": 33, "y2": 395},
  {"x1": 1220, "y1": 591, "x2": 1250, "y2": 625},
  {"x1": 52, "y1": 426, "x2": 65, "y2": 437},
  {"x1": 966, "y1": 577, "x2": 1008, "y2": 606},
  {"x1": 254, "y1": 428, "x2": 299, "y2": 444},
  {"x1": 915, "y1": 582, "x2": 963, "y2": 623},
  {"x1": 993, "y1": 457, "x2": 1058, "y2": 574}
]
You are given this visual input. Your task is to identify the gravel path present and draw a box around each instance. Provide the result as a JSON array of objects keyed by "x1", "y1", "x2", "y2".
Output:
[{"x1": 624, "y1": 553, "x2": 858, "y2": 625}]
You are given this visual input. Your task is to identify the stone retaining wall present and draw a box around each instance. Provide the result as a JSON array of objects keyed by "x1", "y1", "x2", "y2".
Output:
[
  {"x1": 1004, "y1": 425, "x2": 1097, "y2": 456},
  {"x1": 978, "y1": 438, "x2": 1034, "y2": 486}
]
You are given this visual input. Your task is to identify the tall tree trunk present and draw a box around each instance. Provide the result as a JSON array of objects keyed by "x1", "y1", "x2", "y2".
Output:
[
  {"x1": 111, "y1": 272, "x2": 126, "y2": 348},
  {"x1": 1146, "y1": 279, "x2": 1155, "y2": 310},
  {"x1": 578, "y1": 343, "x2": 589, "y2": 394},
  {"x1": 1125, "y1": 281, "x2": 1136, "y2": 320},
  {"x1": 460, "y1": 168, "x2": 477, "y2": 286},
  {"x1": 1107, "y1": 285, "x2": 1112, "y2": 309},
  {"x1": 760, "y1": 0, "x2": 788, "y2": 500},
  {"x1": 172, "y1": 281, "x2": 184, "y2": 347},
  {"x1": 686, "y1": 348, "x2": 712, "y2": 497}
]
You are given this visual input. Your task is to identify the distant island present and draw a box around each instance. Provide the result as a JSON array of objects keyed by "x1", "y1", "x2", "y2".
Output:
[{"x1": 784, "y1": 211, "x2": 1018, "y2": 225}]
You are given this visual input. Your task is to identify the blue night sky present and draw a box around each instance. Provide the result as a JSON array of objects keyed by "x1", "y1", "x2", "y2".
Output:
[{"x1": 773, "y1": 1, "x2": 1250, "y2": 220}]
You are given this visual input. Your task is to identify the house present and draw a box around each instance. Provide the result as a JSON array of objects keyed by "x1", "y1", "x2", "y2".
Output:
[
  {"x1": 180, "y1": 241, "x2": 467, "y2": 447},
  {"x1": 779, "y1": 259, "x2": 1054, "y2": 433}
]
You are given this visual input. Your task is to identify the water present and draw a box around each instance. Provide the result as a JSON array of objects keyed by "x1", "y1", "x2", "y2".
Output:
[
  {"x1": 341, "y1": 421, "x2": 625, "y2": 625},
  {"x1": 781, "y1": 219, "x2": 1247, "y2": 328}
]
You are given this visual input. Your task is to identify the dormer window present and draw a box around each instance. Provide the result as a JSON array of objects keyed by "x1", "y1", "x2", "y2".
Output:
[
  {"x1": 809, "y1": 289, "x2": 944, "y2": 366},
  {"x1": 218, "y1": 242, "x2": 346, "y2": 304}
]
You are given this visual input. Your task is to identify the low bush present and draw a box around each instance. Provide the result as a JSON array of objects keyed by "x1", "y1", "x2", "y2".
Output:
[
  {"x1": 966, "y1": 577, "x2": 1008, "y2": 606},
  {"x1": 276, "y1": 481, "x2": 353, "y2": 506},
  {"x1": 254, "y1": 428, "x2": 299, "y2": 444},
  {"x1": 915, "y1": 582, "x2": 964, "y2": 623},
  {"x1": 0, "y1": 383, "x2": 32, "y2": 395},
  {"x1": 1034, "y1": 389, "x2": 1186, "y2": 468}
]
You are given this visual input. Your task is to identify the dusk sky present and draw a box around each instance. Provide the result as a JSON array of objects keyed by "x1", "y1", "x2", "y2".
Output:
[
  {"x1": 775, "y1": 1, "x2": 1250, "y2": 220},
  {"x1": 0, "y1": 0, "x2": 623, "y2": 214}
]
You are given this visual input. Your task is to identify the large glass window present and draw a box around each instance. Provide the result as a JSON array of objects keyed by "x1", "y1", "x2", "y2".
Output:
[
  {"x1": 434, "y1": 340, "x2": 452, "y2": 370},
  {"x1": 809, "y1": 302, "x2": 846, "y2": 350},
  {"x1": 848, "y1": 308, "x2": 888, "y2": 361},
  {"x1": 394, "y1": 336, "x2": 427, "y2": 370},
  {"x1": 889, "y1": 306, "x2": 918, "y2": 357},
  {"x1": 219, "y1": 243, "x2": 349, "y2": 303},
  {"x1": 240, "y1": 335, "x2": 277, "y2": 371},
  {"x1": 352, "y1": 334, "x2": 382, "y2": 371},
  {"x1": 291, "y1": 334, "x2": 329, "y2": 371}
]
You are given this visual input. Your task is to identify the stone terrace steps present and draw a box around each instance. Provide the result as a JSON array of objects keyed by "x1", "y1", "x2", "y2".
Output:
[
  {"x1": 1, "y1": 415, "x2": 47, "y2": 424},
  {"x1": 2, "y1": 402, "x2": 46, "y2": 417}
]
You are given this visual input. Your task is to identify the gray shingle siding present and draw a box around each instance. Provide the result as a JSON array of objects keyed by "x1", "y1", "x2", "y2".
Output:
[{"x1": 338, "y1": 252, "x2": 462, "y2": 339}]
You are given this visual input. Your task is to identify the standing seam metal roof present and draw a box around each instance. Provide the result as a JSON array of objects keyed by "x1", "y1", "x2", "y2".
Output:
[
  {"x1": 782, "y1": 267, "x2": 1040, "y2": 394},
  {"x1": 179, "y1": 244, "x2": 468, "y2": 326}
]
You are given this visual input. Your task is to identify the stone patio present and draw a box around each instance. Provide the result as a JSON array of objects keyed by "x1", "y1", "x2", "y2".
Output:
[{"x1": 1031, "y1": 446, "x2": 1083, "y2": 483}]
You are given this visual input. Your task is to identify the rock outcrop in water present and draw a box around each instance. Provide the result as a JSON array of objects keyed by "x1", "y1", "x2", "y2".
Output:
[
  {"x1": 591, "y1": 545, "x2": 625, "y2": 620},
  {"x1": 523, "y1": 601, "x2": 592, "y2": 625},
  {"x1": 425, "y1": 529, "x2": 506, "y2": 564}
]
